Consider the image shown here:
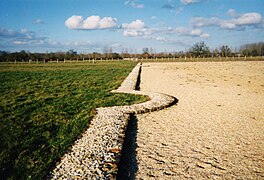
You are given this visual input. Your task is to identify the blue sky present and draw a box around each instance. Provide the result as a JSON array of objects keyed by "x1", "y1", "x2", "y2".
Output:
[{"x1": 0, "y1": 0, "x2": 263, "y2": 53}]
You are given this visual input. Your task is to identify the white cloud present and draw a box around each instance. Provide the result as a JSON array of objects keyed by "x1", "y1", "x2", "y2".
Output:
[
  {"x1": 123, "y1": 30, "x2": 145, "y2": 37},
  {"x1": 190, "y1": 17, "x2": 220, "y2": 27},
  {"x1": 176, "y1": 27, "x2": 210, "y2": 38},
  {"x1": 181, "y1": 0, "x2": 200, "y2": 5},
  {"x1": 200, "y1": 33, "x2": 210, "y2": 38},
  {"x1": 65, "y1": 15, "x2": 117, "y2": 30},
  {"x1": 231, "y1": 13, "x2": 262, "y2": 26},
  {"x1": 13, "y1": 40, "x2": 27, "y2": 45},
  {"x1": 191, "y1": 11, "x2": 263, "y2": 30},
  {"x1": 190, "y1": 29, "x2": 202, "y2": 36},
  {"x1": 125, "y1": 0, "x2": 144, "y2": 8},
  {"x1": 65, "y1": 15, "x2": 84, "y2": 29},
  {"x1": 228, "y1": 9, "x2": 238, "y2": 18},
  {"x1": 33, "y1": 19, "x2": 44, "y2": 24},
  {"x1": 151, "y1": 16, "x2": 157, "y2": 20},
  {"x1": 122, "y1": 19, "x2": 145, "y2": 29},
  {"x1": 156, "y1": 36, "x2": 168, "y2": 42},
  {"x1": 122, "y1": 19, "x2": 149, "y2": 37}
]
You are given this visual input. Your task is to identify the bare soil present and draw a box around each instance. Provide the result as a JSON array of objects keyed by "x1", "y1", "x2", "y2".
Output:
[{"x1": 136, "y1": 61, "x2": 264, "y2": 179}]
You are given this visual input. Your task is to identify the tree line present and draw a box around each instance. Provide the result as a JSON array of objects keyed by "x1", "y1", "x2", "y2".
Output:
[
  {"x1": 0, "y1": 42, "x2": 263, "y2": 62},
  {"x1": 187, "y1": 41, "x2": 264, "y2": 58}
]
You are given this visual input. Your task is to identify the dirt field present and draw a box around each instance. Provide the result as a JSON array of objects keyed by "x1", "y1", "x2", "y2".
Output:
[{"x1": 135, "y1": 61, "x2": 264, "y2": 179}]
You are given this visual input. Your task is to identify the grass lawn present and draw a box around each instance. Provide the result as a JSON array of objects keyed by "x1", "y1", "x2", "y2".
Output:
[{"x1": 0, "y1": 62, "x2": 146, "y2": 179}]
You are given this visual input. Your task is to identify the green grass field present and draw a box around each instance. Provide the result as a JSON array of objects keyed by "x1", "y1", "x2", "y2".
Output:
[{"x1": 0, "y1": 62, "x2": 146, "y2": 179}]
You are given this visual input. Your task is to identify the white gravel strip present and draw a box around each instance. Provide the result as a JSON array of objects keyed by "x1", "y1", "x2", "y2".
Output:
[{"x1": 50, "y1": 63, "x2": 176, "y2": 179}]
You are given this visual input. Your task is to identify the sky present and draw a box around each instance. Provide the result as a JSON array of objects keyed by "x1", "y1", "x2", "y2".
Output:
[{"x1": 0, "y1": 0, "x2": 264, "y2": 53}]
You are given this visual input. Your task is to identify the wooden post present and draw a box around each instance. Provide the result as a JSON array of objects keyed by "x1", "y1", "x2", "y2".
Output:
[{"x1": 93, "y1": 59, "x2": 95, "y2": 64}]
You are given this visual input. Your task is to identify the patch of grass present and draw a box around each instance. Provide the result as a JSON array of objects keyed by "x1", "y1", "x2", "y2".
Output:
[{"x1": 0, "y1": 62, "x2": 147, "y2": 179}]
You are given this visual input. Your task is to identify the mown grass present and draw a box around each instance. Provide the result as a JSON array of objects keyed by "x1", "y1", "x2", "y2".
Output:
[{"x1": 0, "y1": 62, "x2": 147, "y2": 179}]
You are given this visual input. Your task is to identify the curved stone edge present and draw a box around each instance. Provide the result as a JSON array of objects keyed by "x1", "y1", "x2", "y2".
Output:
[{"x1": 50, "y1": 63, "x2": 177, "y2": 179}]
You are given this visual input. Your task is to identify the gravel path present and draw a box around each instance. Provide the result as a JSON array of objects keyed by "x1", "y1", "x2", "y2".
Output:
[{"x1": 136, "y1": 61, "x2": 264, "y2": 179}]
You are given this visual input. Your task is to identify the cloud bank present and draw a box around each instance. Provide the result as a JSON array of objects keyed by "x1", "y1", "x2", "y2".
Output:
[
  {"x1": 191, "y1": 11, "x2": 263, "y2": 30},
  {"x1": 0, "y1": 28, "x2": 47, "y2": 46},
  {"x1": 65, "y1": 15, "x2": 117, "y2": 30}
]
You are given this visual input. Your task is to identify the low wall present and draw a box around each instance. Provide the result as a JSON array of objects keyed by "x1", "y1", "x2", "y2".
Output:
[{"x1": 51, "y1": 63, "x2": 177, "y2": 179}]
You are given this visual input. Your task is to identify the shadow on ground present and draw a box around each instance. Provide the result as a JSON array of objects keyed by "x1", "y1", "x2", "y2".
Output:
[{"x1": 117, "y1": 114, "x2": 138, "y2": 180}]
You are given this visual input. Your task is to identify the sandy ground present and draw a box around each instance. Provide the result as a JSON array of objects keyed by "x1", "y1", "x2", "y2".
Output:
[{"x1": 135, "y1": 61, "x2": 264, "y2": 179}]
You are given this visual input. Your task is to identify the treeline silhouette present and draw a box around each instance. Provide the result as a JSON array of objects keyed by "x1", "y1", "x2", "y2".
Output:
[{"x1": 0, "y1": 42, "x2": 263, "y2": 62}]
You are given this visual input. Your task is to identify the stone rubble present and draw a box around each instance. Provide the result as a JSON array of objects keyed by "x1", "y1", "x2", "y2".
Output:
[{"x1": 50, "y1": 63, "x2": 177, "y2": 179}]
